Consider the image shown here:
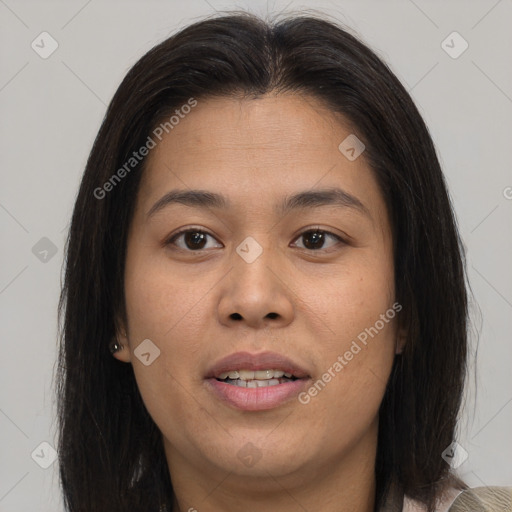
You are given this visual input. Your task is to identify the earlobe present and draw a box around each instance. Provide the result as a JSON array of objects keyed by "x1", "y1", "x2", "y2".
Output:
[
  {"x1": 395, "y1": 330, "x2": 407, "y2": 354},
  {"x1": 109, "y1": 333, "x2": 132, "y2": 363}
]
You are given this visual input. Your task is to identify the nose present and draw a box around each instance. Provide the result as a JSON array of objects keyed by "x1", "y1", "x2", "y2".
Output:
[{"x1": 216, "y1": 238, "x2": 294, "y2": 330}]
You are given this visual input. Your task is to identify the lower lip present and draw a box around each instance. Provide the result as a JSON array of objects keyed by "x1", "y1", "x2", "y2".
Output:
[{"x1": 205, "y1": 378, "x2": 309, "y2": 411}]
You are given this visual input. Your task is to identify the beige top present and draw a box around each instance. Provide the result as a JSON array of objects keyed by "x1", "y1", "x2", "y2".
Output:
[
  {"x1": 403, "y1": 487, "x2": 512, "y2": 512},
  {"x1": 157, "y1": 486, "x2": 512, "y2": 511}
]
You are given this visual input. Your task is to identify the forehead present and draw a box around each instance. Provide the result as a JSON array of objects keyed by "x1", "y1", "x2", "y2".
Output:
[
  {"x1": 136, "y1": 93, "x2": 385, "y2": 222},
  {"x1": 147, "y1": 94, "x2": 346, "y2": 162}
]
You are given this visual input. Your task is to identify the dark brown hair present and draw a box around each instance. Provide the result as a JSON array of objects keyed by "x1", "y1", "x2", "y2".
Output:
[{"x1": 57, "y1": 10, "x2": 468, "y2": 512}]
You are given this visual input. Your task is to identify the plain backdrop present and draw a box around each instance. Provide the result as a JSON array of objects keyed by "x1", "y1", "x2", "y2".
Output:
[{"x1": 1, "y1": 0, "x2": 511, "y2": 510}]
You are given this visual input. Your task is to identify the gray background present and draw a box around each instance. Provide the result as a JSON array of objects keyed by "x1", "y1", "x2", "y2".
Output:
[{"x1": 1, "y1": 0, "x2": 511, "y2": 510}]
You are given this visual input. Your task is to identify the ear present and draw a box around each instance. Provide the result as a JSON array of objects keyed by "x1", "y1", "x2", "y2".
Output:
[
  {"x1": 112, "y1": 319, "x2": 132, "y2": 363},
  {"x1": 395, "y1": 327, "x2": 407, "y2": 355}
]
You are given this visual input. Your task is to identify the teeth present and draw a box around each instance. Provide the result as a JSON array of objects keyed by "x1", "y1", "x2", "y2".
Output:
[
  {"x1": 233, "y1": 378, "x2": 282, "y2": 388},
  {"x1": 220, "y1": 377, "x2": 290, "y2": 388},
  {"x1": 218, "y1": 371, "x2": 240, "y2": 379},
  {"x1": 218, "y1": 369, "x2": 292, "y2": 380},
  {"x1": 254, "y1": 370, "x2": 272, "y2": 379},
  {"x1": 239, "y1": 370, "x2": 255, "y2": 380}
]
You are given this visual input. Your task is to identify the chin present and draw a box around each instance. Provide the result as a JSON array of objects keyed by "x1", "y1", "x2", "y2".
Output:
[{"x1": 207, "y1": 436, "x2": 313, "y2": 479}]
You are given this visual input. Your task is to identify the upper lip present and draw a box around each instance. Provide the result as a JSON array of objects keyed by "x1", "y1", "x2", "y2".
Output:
[{"x1": 205, "y1": 351, "x2": 311, "y2": 379}]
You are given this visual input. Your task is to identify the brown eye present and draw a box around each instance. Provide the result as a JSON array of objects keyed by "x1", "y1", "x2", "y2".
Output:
[
  {"x1": 293, "y1": 229, "x2": 343, "y2": 251},
  {"x1": 166, "y1": 229, "x2": 222, "y2": 251}
]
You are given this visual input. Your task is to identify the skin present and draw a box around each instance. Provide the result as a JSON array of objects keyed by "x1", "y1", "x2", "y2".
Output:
[{"x1": 114, "y1": 93, "x2": 406, "y2": 512}]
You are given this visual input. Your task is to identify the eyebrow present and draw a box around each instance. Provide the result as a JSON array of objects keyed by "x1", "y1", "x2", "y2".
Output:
[{"x1": 146, "y1": 187, "x2": 370, "y2": 220}]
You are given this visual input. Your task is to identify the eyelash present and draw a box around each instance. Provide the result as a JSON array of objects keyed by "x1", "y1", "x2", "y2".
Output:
[{"x1": 164, "y1": 226, "x2": 346, "y2": 253}]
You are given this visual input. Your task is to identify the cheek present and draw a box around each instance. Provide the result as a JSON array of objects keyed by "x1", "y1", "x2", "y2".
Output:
[
  {"x1": 123, "y1": 252, "x2": 213, "y2": 409},
  {"x1": 306, "y1": 247, "x2": 396, "y2": 344},
  {"x1": 300, "y1": 248, "x2": 397, "y2": 410},
  {"x1": 124, "y1": 246, "x2": 213, "y2": 341}
]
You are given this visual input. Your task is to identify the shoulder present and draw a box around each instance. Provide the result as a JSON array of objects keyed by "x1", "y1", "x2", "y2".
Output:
[
  {"x1": 447, "y1": 486, "x2": 512, "y2": 512},
  {"x1": 403, "y1": 486, "x2": 512, "y2": 512}
]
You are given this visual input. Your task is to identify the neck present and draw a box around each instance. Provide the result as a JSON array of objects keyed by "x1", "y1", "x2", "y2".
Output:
[{"x1": 166, "y1": 423, "x2": 378, "y2": 512}]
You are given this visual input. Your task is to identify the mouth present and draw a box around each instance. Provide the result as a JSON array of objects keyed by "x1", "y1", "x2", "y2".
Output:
[
  {"x1": 215, "y1": 369, "x2": 301, "y2": 388},
  {"x1": 204, "y1": 351, "x2": 311, "y2": 411}
]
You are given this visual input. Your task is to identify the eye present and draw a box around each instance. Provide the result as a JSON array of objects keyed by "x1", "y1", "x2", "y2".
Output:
[
  {"x1": 291, "y1": 228, "x2": 345, "y2": 251},
  {"x1": 165, "y1": 228, "x2": 223, "y2": 251},
  {"x1": 165, "y1": 227, "x2": 345, "y2": 252}
]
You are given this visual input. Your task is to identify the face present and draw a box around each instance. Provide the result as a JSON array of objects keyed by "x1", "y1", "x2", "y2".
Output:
[{"x1": 114, "y1": 93, "x2": 403, "y2": 492}]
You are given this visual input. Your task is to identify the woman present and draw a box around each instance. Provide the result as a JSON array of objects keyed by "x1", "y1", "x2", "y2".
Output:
[{"x1": 56, "y1": 10, "x2": 511, "y2": 512}]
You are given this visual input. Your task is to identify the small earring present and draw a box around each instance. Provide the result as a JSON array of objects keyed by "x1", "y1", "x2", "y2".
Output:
[{"x1": 109, "y1": 339, "x2": 123, "y2": 354}]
